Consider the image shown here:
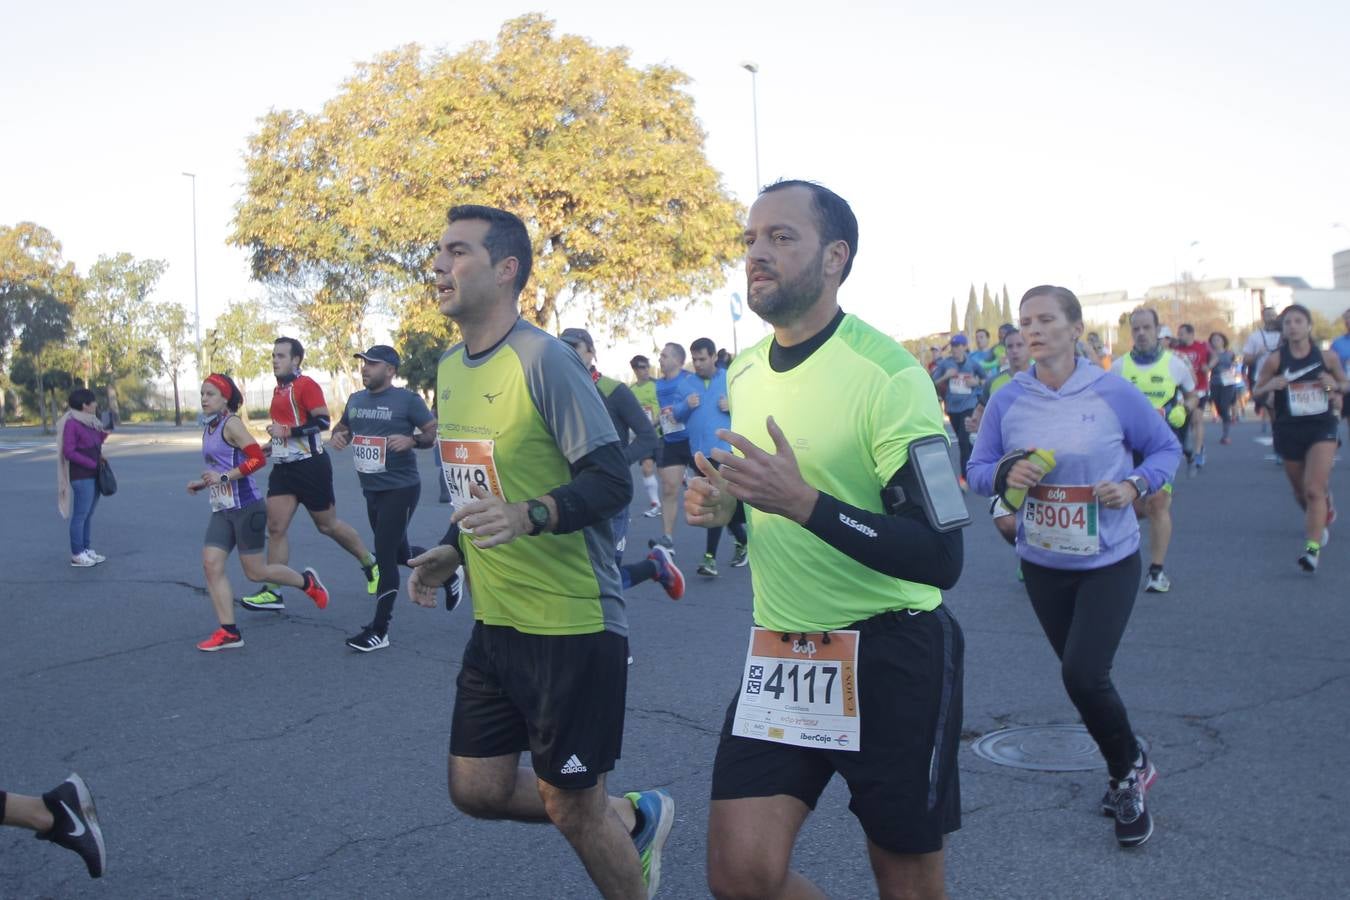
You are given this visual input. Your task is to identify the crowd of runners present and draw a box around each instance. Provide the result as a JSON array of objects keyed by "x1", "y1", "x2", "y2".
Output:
[{"x1": 29, "y1": 180, "x2": 1350, "y2": 896}]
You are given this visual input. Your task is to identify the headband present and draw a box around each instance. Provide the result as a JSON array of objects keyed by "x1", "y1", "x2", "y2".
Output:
[{"x1": 206, "y1": 374, "x2": 234, "y2": 399}]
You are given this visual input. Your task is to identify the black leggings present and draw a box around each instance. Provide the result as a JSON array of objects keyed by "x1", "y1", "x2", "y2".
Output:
[
  {"x1": 1021, "y1": 552, "x2": 1142, "y2": 779},
  {"x1": 1212, "y1": 384, "x2": 1236, "y2": 437},
  {"x1": 706, "y1": 501, "x2": 747, "y2": 557},
  {"x1": 364, "y1": 483, "x2": 421, "y2": 634},
  {"x1": 949, "y1": 409, "x2": 974, "y2": 475}
]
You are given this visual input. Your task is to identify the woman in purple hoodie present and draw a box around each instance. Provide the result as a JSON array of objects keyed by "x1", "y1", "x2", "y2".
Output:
[
  {"x1": 968, "y1": 286, "x2": 1180, "y2": 849},
  {"x1": 56, "y1": 389, "x2": 108, "y2": 567}
]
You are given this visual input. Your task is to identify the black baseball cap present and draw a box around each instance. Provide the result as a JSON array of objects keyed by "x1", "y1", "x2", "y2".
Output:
[
  {"x1": 560, "y1": 328, "x2": 595, "y2": 352},
  {"x1": 354, "y1": 345, "x2": 401, "y2": 368}
]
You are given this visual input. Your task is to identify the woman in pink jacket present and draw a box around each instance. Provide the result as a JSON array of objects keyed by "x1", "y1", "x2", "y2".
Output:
[{"x1": 56, "y1": 389, "x2": 108, "y2": 567}]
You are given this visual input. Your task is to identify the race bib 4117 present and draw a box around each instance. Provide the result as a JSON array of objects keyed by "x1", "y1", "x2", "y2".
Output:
[{"x1": 733, "y1": 627, "x2": 860, "y2": 751}]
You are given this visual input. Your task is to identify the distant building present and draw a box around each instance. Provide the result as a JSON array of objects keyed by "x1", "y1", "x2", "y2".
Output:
[
  {"x1": 1079, "y1": 253, "x2": 1350, "y2": 350},
  {"x1": 1077, "y1": 291, "x2": 1133, "y2": 350}
]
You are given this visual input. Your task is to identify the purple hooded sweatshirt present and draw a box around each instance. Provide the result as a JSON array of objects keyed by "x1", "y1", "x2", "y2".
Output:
[{"x1": 966, "y1": 358, "x2": 1181, "y2": 570}]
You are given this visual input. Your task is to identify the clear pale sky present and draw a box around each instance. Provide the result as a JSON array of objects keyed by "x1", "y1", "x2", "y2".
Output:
[{"x1": 4, "y1": 0, "x2": 1348, "y2": 364}]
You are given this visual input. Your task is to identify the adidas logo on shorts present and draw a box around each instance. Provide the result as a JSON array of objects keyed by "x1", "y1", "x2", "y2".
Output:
[{"x1": 560, "y1": 754, "x2": 588, "y2": 775}]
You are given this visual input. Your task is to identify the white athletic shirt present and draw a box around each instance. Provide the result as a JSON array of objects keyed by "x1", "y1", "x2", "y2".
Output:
[{"x1": 1242, "y1": 329, "x2": 1282, "y2": 375}]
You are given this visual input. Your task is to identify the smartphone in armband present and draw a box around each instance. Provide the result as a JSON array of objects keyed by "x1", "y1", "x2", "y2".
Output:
[{"x1": 881, "y1": 436, "x2": 972, "y2": 533}]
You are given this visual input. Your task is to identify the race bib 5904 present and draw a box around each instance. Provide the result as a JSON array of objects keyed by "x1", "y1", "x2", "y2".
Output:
[{"x1": 1023, "y1": 484, "x2": 1099, "y2": 556}]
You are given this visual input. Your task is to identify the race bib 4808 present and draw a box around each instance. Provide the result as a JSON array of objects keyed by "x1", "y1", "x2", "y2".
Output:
[{"x1": 351, "y1": 435, "x2": 387, "y2": 474}]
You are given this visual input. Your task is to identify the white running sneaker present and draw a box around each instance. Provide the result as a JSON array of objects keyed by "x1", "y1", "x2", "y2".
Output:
[
  {"x1": 85, "y1": 549, "x2": 107, "y2": 564},
  {"x1": 1144, "y1": 570, "x2": 1171, "y2": 593},
  {"x1": 642, "y1": 504, "x2": 662, "y2": 518},
  {"x1": 70, "y1": 550, "x2": 97, "y2": 567}
]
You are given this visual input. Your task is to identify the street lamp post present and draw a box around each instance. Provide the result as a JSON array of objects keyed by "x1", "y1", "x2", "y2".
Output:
[
  {"x1": 741, "y1": 62, "x2": 761, "y2": 193},
  {"x1": 181, "y1": 172, "x2": 203, "y2": 380},
  {"x1": 1172, "y1": 239, "x2": 1200, "y2": 319}
]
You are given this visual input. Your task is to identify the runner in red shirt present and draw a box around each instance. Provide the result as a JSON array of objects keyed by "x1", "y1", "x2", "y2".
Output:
[
  {"x1": 240, "y1": 337, "x2": 379, "y2": 611},
  {"x1": 1174, "y1": 324, "x2": 1215, "y2": 471}
]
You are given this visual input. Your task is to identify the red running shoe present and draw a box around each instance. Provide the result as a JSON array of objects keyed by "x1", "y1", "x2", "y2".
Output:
[
  {"x1": 647, "y1": 545, "x2": 685, "y2": 600},
  {"x1": 303, "y1": 567, "x2": 329, "y2": 609},
  {"x1": 197, "y1": 627, "x2": 244, "y2": 652}
]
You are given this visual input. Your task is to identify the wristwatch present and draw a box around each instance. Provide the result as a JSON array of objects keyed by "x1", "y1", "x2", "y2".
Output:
[
  {"x1": 1124, "y1": 475, "x2": 1148, "y2": 500},
  {"x1": 219, "y1": 472, "x2": 230, "y2": 485},
  {"x1": 525, "y1": 499, "x2": 550, "y2": 536}
]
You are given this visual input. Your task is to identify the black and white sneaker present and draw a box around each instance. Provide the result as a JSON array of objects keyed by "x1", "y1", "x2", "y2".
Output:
[
  {"x1": 36, "y1": 773, "x2": 106, "y2": 878},
  {"x1": 345, "y1": 628, "x2": 390, "y2": 652},
  {"x1": 1106, "y1": 774, "x2": 1153, "y2": 848},
  {"x1": 1101, "y1": 749, "x2": 1158, "y2": 816},
  {"x1": 406, "y1": 546, "x2": 463, "y2": 612},
  {"x1": 1298, "y1": 546, "x2": 1320, "y2": 573},
  {"x1": 445, "y1": 566, "x2": 464, "y2": 612}
]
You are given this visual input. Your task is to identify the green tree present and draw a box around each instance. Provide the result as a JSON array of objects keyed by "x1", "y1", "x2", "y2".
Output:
[
  {"x1": 1001, "y1": 284, "x2": 1012, "y2": 326},
  {"x1": 963, "y1": 284, "x2": 979, "y2": 338},
  {"x1": 76, "y1": 253, "x2": 168, "y2": 419},
  {"x1": 980, "y1": 282, "x2": 998, "y2": 335},
  {"x1": 149, "y1": 303, "x2": 194, "y2": 426},
  {"x1": 232, "y1": 15, "x2": 743, "y2": 370},
  {"x1": 11, "y1": 352, "x2": 76, "y2": 425},
  {"x1": 205, "y1": 300, "x2": 277, "y2": 417},
  {"x1": 0, "y1": 223, "x2": 81, "y2": 427},
  {"x1": 396, "y1": 324, "x2": 453, "y2": 401},
  {"x1": 948, "y1": 298, "x2": 959, "y2": 336},
  {"x1": 15, "y1": 287, "x2": 73, "y2": 431}
]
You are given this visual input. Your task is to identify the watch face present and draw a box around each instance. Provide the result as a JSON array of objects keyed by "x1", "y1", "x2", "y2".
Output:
[{"x1": 529, "y1": 502, "x2": 549, "y2": 526}]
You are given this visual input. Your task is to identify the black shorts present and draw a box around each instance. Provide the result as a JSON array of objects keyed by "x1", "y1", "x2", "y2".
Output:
[
  {"x1": 203, "y1": 502, "x2": 267, "y2": 555},
  {"x1": 451, "y1": 623, "x2": 628, "y2": 789},
  {"x1": 711, "y1": 606, "x2": 964, "y2": 855},
  {"x1": 658, "y1": 439, "x2": 695, "y2": 470},
  {"x1": 267, "y1": 452, "x2": 336, "y2": 511},
  {"x1": 1272, "y1": 419, "x2": 1340, "y2": 462},
  {"x1": 1196, "y1": 392, "x2": 1211, "y2": 409}
]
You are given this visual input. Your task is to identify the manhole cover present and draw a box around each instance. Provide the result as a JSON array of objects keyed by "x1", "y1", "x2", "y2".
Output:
[{"x1": 970, "y1": 724, "x2": 1150, "y2": 772}]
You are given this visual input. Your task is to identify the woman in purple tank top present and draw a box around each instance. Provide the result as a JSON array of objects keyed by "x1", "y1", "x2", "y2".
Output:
[{"x1": 187, "y1": 374, "x2": 331, "y2": 652}]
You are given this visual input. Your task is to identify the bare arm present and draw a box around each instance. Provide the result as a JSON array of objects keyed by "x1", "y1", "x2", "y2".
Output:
[{"x1": 1252, "y1": 353, "x2": 1285, "y2": 397}]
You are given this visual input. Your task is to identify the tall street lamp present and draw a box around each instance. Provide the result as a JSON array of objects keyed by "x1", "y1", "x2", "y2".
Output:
[
  {"x1": 1172, "y1": 239, "x2": 1200, "y2": 319},
  {"x1": 741, "y1": 62, "x2": 761, "y2": 193},
  {"x1": 181, "y1": 172, "x2": 203, "y2": 379}
]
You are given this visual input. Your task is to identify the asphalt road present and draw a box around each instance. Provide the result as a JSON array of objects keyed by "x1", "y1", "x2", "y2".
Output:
[{"x1": 2, "y1": 420, "x2": 1347, "y2": 899}]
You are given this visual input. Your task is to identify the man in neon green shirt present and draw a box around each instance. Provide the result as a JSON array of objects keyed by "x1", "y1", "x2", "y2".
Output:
[
  {"x1": 686, "y1": 181, "x2": 965, "y2": 899},
  {"x1": 407, "y1": 204, "x2": 674, "y2": 898}
]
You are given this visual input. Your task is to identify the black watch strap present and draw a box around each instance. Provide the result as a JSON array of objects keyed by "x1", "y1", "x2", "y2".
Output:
[{"x1": 526, "y1": 499, "x2": 549, "y2": 536}]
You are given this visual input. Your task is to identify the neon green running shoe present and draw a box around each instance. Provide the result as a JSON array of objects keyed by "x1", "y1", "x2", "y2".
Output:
[
  {"x1": 625, "y1": 789, "x2": 675, "y2": 898},
  {"x1": 362, "y1": 562, "x2": 379, "y2": 595},
  {"x1": 240, "y1": 587, "x2": 284, "y2": 611}
]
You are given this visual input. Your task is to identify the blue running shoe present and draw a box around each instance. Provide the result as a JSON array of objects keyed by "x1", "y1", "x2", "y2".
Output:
[{"x1": 625, "y1": 789, "x2": 675, "y2": 898}]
